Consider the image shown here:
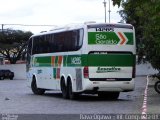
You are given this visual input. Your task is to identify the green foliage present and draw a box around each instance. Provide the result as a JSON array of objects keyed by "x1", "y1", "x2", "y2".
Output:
[
  {"x1": 112, "y1": 0, "x2": 122, "y2": 7},
  {"x1": 117, "y1": 0, "x2": 160, "y2": 71},
  {"x1": 0, "y1": 29, "x2": 33, "y2": 64}
]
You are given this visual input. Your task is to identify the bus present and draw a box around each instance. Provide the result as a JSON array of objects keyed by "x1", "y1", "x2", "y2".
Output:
[{"x1": 26, "y1": 22, "x2": 136, "y2": 100}]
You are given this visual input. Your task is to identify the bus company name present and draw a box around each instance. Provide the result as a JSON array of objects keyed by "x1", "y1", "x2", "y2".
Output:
[
  {"x1": 95, "y1": 34, "x2": 118, "y2": 45},
  {"x1": 96, "y1": 27, "x2": 114, "y2": 32},
  {"x1": 96, "y1": 67, "x2": 121, "y2": 73},
  {"x1": 71, "y1": 57, "x2": 81, "y2": 65}
]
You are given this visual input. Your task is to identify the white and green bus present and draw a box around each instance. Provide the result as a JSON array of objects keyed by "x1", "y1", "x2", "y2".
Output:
[{"x1": 26, "y1": 22, "x2": 136, "y2": 100}]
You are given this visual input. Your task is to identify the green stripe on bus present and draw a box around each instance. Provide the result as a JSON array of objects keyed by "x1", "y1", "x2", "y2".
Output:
[
  {"x1": 35, "y1": 56, "x2": 51, "y2": 67},
  {"x1": 85, "y1": 54, "x2": 135, "y2": 67},
  {"x1": 63, "y1": 56, "x2": 67, "y2": 67},
  {"x1": 65, "y1": 55, "x2": 82, "y2": 67},
  {"x1": 88, "y1": 32, "x2": 119, "y2": 45},
  {"x1": 124, "y1": 32, "x2": 134, "y2": 45},
  {"x1": 53, "y1": 68, "x2": 56, "y2": 79},
  {"x1": 55, "y1": 56, "x2": 58, "y2": 67},
  {"x1": 64, "y1": 54, "x2": 135, "y2": 67},
  {"x1": 34, "y1": 54, "x2": 135, "y2": 67},
  {"x1": 88, "y1": 32, "x2": 134, "y2": 45}
]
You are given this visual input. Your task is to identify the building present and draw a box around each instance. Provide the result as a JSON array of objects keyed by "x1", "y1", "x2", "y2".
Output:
[{"x1": 0, "y1": 56, "x2": 5, "y2": 65}]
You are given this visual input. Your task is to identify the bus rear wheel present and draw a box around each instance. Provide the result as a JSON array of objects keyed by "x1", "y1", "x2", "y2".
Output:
[
  {"x1": 98, "y1": 92, "x2": 120, "y2": 100},
  {"x1": 0, "y1": 76, "x2": 4, "y2": 80},
  {"x1": 61, "y1": 79, "x2": 69, "y2": 99},
  {"x1": 68, "y1": 80, "x2": 78, "y2": 100},
  {"x1": 31, "y1": 77, "x2": 45, "y2": 95}
]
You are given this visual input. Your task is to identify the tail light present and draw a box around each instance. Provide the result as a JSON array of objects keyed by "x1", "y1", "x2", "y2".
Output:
[
  {"x1": 132, "y1": 65, "x2": 136, "y2": 78},
  {"x1": 83, "y1": 66, "x2": 89, "y2": 78},
  {"x1": 132, "y1": 56, "x2": 136, "y2": 78}
]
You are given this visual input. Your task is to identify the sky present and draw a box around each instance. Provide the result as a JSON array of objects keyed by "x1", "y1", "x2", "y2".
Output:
[{"x1": 0, "y1": 0, "x2": 122, "y2": 34}]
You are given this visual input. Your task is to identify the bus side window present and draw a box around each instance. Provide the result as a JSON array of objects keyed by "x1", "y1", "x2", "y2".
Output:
[
  {"x1": 71, "y1": 29, "x2": 83, "y2": 51},
  {"x1": 28, "y1": 38, "x2": 32, "y2": 55},
  {"x1": 78, "y1": 29, "x2": 83, "y2": 48},
  {"x1": 43, "y1": 35, "x2": 49, "y2": 53},
  {"x1": 51, "y1": 34, "x2": 56, "y2": 52},
  {"x1": 54, "y1": 33, "x2": 63, "y2": 52},
  {"x1": 47, "y1": 34, "x2": 53, "y2": 53},
  {"x1": 38, "y1": 36, "x2": 43, "y2": 54},
  {"x1": 65, "y1": 31, "x2": 72, "y2": 51},
  {"x1": 26, "y1": 38, "x2": 32, "y2": 71},
  {"x1": 32, "y1": 37, "x2": 36, "y2": 54},
  {"x1": 72, "y1": 30, "x2": 78, "y2": 50}
]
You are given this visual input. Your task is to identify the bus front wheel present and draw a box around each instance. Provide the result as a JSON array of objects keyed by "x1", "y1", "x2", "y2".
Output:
[
  {"x1": 31, "y1": 77, "x2": 45, "y2": 95},
  {"x1": 154, "y1": 81, "x2": 160, "y2": 94}
]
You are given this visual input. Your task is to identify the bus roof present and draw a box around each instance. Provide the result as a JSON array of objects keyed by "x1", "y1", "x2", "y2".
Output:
[{"x1": 31, "y1": 22, "x2": 133, "y2": 37}]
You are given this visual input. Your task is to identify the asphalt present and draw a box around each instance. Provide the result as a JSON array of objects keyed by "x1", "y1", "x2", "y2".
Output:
[
  {"x1": 147, "y1": 80, "x2": 160, "y2": 114},
  {"x1": 136, "y1": 63, "x2": 160, "y2": 114}
]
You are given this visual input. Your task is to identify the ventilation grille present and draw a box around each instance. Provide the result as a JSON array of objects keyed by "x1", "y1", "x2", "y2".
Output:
[{"x1": 76, "y1": 68, "x2": 82, "y2": 91}]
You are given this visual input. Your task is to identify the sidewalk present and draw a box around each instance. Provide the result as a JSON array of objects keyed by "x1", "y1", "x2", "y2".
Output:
[
  {"x1": 147, "y1": 85, "x2": 160, "y2": 114},
  {"x1": 136, "y1": 62, "x2": 159, "y2": 111}
]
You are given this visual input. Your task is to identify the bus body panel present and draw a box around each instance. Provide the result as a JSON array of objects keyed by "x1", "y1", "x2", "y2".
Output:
[
  {"x1": 26, "y1": 23, "x2": 136, "y2": 95},
  {"x1": 82, "y1": 78, "x2": 135, "y2": 92},
  {"x1": 80, "y1": 23, "x2": 136, "y2": 93}
]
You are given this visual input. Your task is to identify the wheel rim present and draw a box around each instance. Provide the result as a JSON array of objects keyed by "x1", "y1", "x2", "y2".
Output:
[{"x1": 157, "y1": 82, "x2": 160, "y2": 90}]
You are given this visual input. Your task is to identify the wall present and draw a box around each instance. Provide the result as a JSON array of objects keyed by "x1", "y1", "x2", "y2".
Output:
[
  {"x1": 0, "y1": 64, "x2": 26, "y2": 80},
  {"x1": 136, "y1": 63, "x2": 158, "y2": 76}
]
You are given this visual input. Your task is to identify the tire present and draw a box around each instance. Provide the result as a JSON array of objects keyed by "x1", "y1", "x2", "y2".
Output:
[
  {"x1": 68, "y1": 80, "x2": 78, "y2": 100},
  {"x1": 10, "y1": 77, "x2": 13, "y2": 80},
  {"x1": 154, "y1": 81, "x2": 160, "y2": 94},
  {"x1": 61, "y1": 79, "x2": 69, "y2": 99},
  {"x1": 31, "y1": 77, "x2": 45, "y2": 95},
  {"x1": 98, "y1": 92, "x2": 120, "y2": 100},
  {"x1": 0, "y1": 76, "x2": 4, "y2": 80}
]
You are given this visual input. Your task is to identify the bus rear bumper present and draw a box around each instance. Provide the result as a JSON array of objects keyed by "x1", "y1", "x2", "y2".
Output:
[{"x1": 82, "y1": 78, "x2": 135, "y2": 93}]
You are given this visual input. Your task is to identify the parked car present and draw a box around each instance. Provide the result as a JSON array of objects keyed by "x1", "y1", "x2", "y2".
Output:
[{"x1": 0, "y1": 70, "x2": 14, "y2": 80}]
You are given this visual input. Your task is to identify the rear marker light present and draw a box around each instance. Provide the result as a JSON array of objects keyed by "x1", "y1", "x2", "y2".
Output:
[{"x1": 83, "y1": 66, "x2": 89, "y2": 78}]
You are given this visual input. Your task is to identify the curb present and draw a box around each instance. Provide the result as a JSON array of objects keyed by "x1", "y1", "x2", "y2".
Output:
[{"x1": 141, "y1": 76, "x2": 149, "y2": 119}]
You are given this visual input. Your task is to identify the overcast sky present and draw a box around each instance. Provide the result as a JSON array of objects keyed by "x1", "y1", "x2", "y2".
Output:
[{"x1": 0, "y1": 0, "x2": 122, "y2": 33}]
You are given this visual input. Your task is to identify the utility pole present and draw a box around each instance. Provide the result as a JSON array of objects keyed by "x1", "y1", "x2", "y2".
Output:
[
  {"x1": 108, "y1": 0, "x2": 111, "y2": 23},
  {"x1": 1, "y1": 24, "x2": 4, "y2": 33},
  {"x1": 103, "y1": 0, "x2": 107, "y2": 23}
]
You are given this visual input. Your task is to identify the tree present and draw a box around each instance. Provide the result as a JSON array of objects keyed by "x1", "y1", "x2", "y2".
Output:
[
  {"x1": 0, "y1": 29, "x2": 33, "y2": 64},
  {"x1": 112, "y1": 0, "x2": 122, "y2": 7},
  {"x1": 113, "y1": 0, "x2": 160, "y2": 71}
]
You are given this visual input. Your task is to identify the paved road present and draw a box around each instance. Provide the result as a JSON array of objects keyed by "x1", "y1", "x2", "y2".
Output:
[
  {"x1": 1, "y1": 76, "x2": 159, "y2": 120},
  {"x1": 0, "y1": 77, "x2": 146, "y2": 114},
  {"x1": 147, "y1": 85, "x2": 160, "y2": 114}
]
